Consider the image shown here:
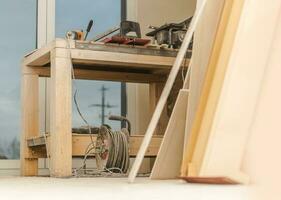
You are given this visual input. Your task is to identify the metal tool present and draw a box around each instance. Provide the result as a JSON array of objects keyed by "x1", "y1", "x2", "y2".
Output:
[
  {"x1": 65, "y1": 19, "x2": 93, "y2": 41},
  {"x1": 92, "y1": 26, "x2": 120, "y2": 42},
  {"x1": 84, "y1": 19, "x2": 94, "y2": 40},
  {"x1": 120, "y1": 21, "x2": 141, "y2": 38},
  {"x1": 92, "y1": 20, "x2": 149, "y2": 46},
  {"x1": 66, "y1": 30, "x2": 84, "y2": 40},
  {"x1": 146, "y1": 17, "x2": 193, "y2": 49}
]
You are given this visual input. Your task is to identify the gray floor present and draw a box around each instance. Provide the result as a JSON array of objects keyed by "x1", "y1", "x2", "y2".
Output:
[{"x1": 0, "y1": 177, "x2": 250, "y2": 200}]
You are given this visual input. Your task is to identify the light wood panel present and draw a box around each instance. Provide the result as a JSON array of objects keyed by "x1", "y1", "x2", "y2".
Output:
[
  {"x1": 49, "y1": 48, "x2": 72, "y2": 177},
  {"x1": 26, "y1": 134, "x2": 162, "y2": 158},
  {"x1": 181, "y1": 0, "x2": 235, "y2": 176},
  {"x1": 20, "y1": 71, "x2": 40, "y2": 176},
  {"x1": 22, "y1": 66, "x2": 166, "y2": 83},
  {"x1": 150, "y1": 89, "x2": 189, "y2": 179},
  {"x1": 198, "y1": 0, "x2": 281, "y2": 183},
  {"x1": 128, "y1": 0, "x2": 208, "y2": 182},
  {"x1": 183, "y1": 0, "x2": 225, "y2": 151}
]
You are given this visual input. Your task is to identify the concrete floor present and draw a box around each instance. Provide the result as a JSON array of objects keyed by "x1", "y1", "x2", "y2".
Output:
[{"x1": 0, "y1": 177, "x2": 250, "y2": 200}]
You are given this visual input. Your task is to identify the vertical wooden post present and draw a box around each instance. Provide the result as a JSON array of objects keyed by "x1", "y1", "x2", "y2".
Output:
[
  {"x1": 20, "y1": 67, "x2": 39, "y2": 176},
  {"x1": 149, "y1": 82, "x2": 168, "y2": 135},
  {"x1": 149, "y1": 82, "x2": 169, "y2": 170},
  {"x1": 50, "y1": 48, "x2": 72, "y2": 177}
]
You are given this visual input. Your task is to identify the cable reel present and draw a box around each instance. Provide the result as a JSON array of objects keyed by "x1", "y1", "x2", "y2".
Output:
[{"x1": 95, "y1": 115, "x2": 131, "y2": 174}]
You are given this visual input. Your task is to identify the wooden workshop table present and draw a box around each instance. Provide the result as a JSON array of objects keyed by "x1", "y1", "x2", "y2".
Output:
[{"x1": 21, "y1": 39, "x2": 186, "y2": 178}]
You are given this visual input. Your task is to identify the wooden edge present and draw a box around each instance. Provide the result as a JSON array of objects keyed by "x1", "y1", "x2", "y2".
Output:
[
  {"x1": 23, "y1": 38, "x2": 188, "y2": 69},
  {"x1": 181, "y1": 176, "x2": 239, "y2": 184},
  {"x1": 22, "y1": 66, "x2": 166, "y2": 83},
  {"x1": 22, "y1": 39, "x2": 73, "y2": 67},
  {"x1": 70, "y1": 48, "x2": 181, "y2": 69},
  {"x1": 150, "y1": 89, "x2": 189, "y2": 179},
  {"x1": 23, "y1": 41, "x2": 54, "y2": 67},
  {"x1": 180, "y1": 0, "x2": 235, "y2": 177},
  {"x1": 26, "y1": 134, "x2": 162, "y2": 158}
]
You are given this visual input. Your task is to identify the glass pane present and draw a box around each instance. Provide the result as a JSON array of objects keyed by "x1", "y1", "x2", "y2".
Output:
[
  {"x1": 55, "y1": 0, "x2": 122, "y2": 130},
  {"x1": 0, "y1": 0, "x2": 37, "y2": 159}
]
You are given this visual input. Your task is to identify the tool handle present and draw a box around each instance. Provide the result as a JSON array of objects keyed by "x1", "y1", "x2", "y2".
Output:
[
  {"x1": 87, "y1": 20, "x2": 93, "y2": 32},
  {"x1": 108, "y1": 115, "x2": 131, "y2": 135},
  {"x1": 84, "y1": 19, "x2": 93, "y2": 40}
]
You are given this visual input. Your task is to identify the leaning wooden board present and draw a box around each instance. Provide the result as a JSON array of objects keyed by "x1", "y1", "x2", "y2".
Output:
[
  {"x1": 197, "y1": 0, "x2": 281, "y2": 183},
  {"x1": 183, "y1": 0, "x2": 225, "y2": 153},
  {"x1": 182, "y1": 0, "x2": 245, "y2": 182},
  {"x1": 150, "y1": 89, "x2": 189, "y2": 179},
  {"x1": 181, "y1": 0, "x2": 231, "y2": 176},
  {"x1": 182, "y1": 0, "x2": 281, "y2": 184}
]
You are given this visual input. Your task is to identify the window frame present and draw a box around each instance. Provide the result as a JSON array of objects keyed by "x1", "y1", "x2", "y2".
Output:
[{"x1": 0, "y1": 0, "x2": 127, "y2": 175}]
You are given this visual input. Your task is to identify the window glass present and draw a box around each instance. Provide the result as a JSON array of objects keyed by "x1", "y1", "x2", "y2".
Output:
[
  {"x1": 55, "y1": 0, "x2": 122, "y2": 130},
  {"x1": 0, "y1": 0, "x2": 37, "y2": 159}
]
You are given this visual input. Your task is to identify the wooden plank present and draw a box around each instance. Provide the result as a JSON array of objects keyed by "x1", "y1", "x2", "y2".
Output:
[
  {"x1": 129, "y1": 135, "x2": 162, "y2": 157},
  {"x1": 194, "y1": 0, "x2": 244, "y2": 177},
  {"x1": 150, "y1": 64, "x2": 192, "y2": 178},
  {"x1": 183, "y1": 0, "x2": 225, "y2": 153},
  {"x1": 70, "y1": 48, "x2": 180, "y2": 69},
  {"x1": 23, "y1": 66, "x2": 166, "y2": 83},
  {"x1": 181, "y1": 0, "x2": 234, "y2": 176},
  {"x1": 49, "y1": 48, "x2": 72, "y2": 178},
  {"x1": 128, "y1": 0, "x2": 208, "y2": 183},
  {"x1": 197, "y1": 0, "x2": 281, "y2": 183},
  {"x1": 74, "y1": 69, "x2": 167, "y2": 83},
  {"x1": 20, "y1": 71, "x2": 39, "y2": 176},
  {"x1": 75, "y1": 41, "x2": 183, "y2": 58},
  {"x1": 26, "y1": 134, "x2": 163, "y2": 158},
  {"x1": 23, "y1": 39, "x2": 187, "y2": 70},
  {"x1": 150, "y1": 89, "x2": 189, "y2": 179}
]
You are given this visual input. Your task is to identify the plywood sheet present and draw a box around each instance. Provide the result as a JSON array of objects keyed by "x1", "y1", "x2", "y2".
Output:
[
  {"x1": 150, "y1": 89, "x2": 189, "y2": 179},
  {"x1": 199, "y1": 0, "x2": 281, "y2": 182},
  {"x1": 181, "y1": 0, "x2": 233, "y2": 176}
]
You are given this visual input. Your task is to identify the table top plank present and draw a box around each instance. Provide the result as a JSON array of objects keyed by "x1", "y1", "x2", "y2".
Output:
[{"x1": 23, "y1": 39, "x2": 190, "y2": 75}]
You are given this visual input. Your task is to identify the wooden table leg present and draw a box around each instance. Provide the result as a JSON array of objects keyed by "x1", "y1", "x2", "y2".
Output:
[
  {"x1": 149, "y1": 82, "x2": 169, "y2": 135},
  {"x1": 149, "y1": 82, "x2": 169, "y2": 170},
  {"x1": 50, "y1": 48, "x2": 72, "y2": 177},
  {"x1": 20, "y1": 68, "x2": 39, "y2": 176}
]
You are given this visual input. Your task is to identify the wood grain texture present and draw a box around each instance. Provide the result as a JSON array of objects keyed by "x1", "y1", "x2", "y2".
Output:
[
  {"x1": 184, "y1": 0, "x2": 225, "y2": 153},
  {"x1": 22, "y1": 66, "x2": 166, "y2": 83},
  {"x1": 181, "y1": 0, "x2": 232, "y2": 176},
  {"x1": 149, "y1": 82, "x2": 170, "y2": 135},
  {"x1": 49, "y1": 48, "x2": 72, "y2": 177},
  {"x1": 199, "y1": 0, "x2": 281, "y2": 183},
  {"x1": 150, "y1": 89, "x2": 189, "y2": 179},
  {"x1": 20, "y1": 71, "x2": 39, "y2": 176},
  {"x1": 26, "y1": 134, "x2": 163, "y2": 158},
  {"x1": 184, "y1": 0, "x2": 238, "y2": 176}
]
